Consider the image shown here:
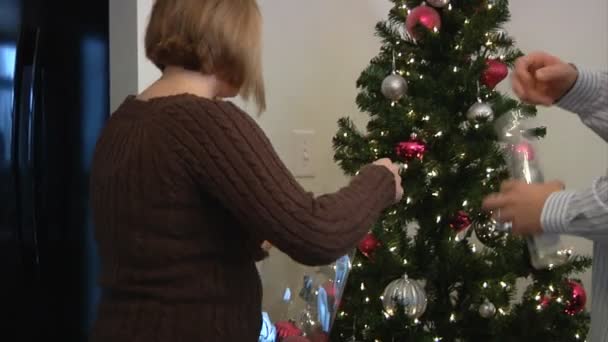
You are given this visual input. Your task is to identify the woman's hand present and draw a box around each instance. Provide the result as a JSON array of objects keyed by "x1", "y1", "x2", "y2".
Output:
[
  {"x1": 373, "y1": 158, "x2": 404, "y2": 203},
  {"x1": 512, "y1": 51, "x2": 578, "y2": 106}
]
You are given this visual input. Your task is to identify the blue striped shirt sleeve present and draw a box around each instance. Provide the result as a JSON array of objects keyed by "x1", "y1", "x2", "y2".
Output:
[{"x1": 541, "y1": 69, "x2": 608, "y2": 243}]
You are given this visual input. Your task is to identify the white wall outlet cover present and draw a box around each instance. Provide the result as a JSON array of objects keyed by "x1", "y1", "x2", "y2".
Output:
[{"x1": 292, "y1": 129, "x2": 316, "y2": 178}]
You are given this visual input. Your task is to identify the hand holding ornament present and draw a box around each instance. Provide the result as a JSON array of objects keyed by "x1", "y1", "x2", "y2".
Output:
[
  {"x1": 482, "y1": 180, "x2": 565, "y2": 236},
  {"x1": 373, "y1": 158, "x2": 404, "y2": 203}
]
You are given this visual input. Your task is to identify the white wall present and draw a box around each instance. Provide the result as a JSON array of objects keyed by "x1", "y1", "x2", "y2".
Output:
[
  {"x1": 109, "y1": 0, "x2": 139, "y2": 112},
  {"x1": 125, "y1": 0, "x2": 607, "y2": 314}
]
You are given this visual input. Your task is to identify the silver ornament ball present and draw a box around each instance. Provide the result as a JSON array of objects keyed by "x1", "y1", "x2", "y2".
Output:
[
  {"x1": 427, "y1": 0, "x2": 450, "y2": 8},
  {"x1": 474, "y1": 219, "x2": 506, "y2": 247},
  {"x1": 479, "y1": 300, "x2": 497, "y2": 318},
  {"x1": 382, "y1": 274, "x2": 428, "y2": 319},
  {"x1": 381, "y1": 74, "x2": 408, "y2": 101},
  {"x1": 467, "y1": 102, "x2": 495, "y2": 122}
]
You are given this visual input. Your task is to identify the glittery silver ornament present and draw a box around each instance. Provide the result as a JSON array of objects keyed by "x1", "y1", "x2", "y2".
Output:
[
  {"x1": 474, "y1": 219, "x2": 506, "y2": 247},
  {"x1": 427, "y1": 0, "x2": 450, "y2": 8},
  {"x1": 479, "y1": 300, "x2": 497, "y2": 318},
  {"x1": 296, "y1": 304, "x2": 318, "y2": 335},
  {"x1": 381, "y1": 74, "x2": 408, "y2": 101},
  {"x1": 466, "y1": 102, "x2": 495, "y2": 122},
  {"x1": 382, "y1": 274, "x2": 427, "y2": 319}
]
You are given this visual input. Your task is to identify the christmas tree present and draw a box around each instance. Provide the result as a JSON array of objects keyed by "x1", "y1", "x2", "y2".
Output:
[{"x1": 331, "y1": 0, "x2": 591, "y2": 341}]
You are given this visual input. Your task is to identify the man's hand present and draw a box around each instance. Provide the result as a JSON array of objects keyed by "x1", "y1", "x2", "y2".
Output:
[
  {"x1": 482, "y1": 180, "x2": 565, "y2": 235},
  {"x1": 512, "y1": 51, "x2": 578, "y2": 106}
]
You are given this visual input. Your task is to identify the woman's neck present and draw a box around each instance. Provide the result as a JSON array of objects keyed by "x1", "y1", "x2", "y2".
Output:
[{"x1": 138, "y1": 66, "x2": 221, "y2": 101}]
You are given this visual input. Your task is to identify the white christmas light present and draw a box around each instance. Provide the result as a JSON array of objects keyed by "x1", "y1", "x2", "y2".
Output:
[
  {"x1": 365, "y1": 297, "x2": 370, "y2": 303},
  {"x1": 414, "y1": 318, "x2": 421, "y2": 325},
  {"x1": 409, "y1": 58, "x2": 415, "y2": 64},
  {"x1": 432, "y1": 191, "x2": 439, "y2": 197},
  {"x1": 500, "y1": 281, "x2": 508, "y2": 289},
  {"x1": 483, "y1": 282, "x2": 489, "y2": 289},
  {"x1": 390, "y1": 246, "x2": 397, "y2": 252},
  {"x1": 433, "y1": 27, "x2": 439, "y2": 33},
  {"x1": 398, "y1": 52, "x2": 403, "y2": 57},
  {"x1": 423, "y1": 115, "x2": 431, "y2": 121},
  {"x1": 406, "y1": 197, "x2": 412, "y2": 204},
  {"x1": 463, "y1": 200, "x2": 469, "y2": 206},
  {"x1": 435, "y1": 131, "x2": 443, "y2": 137},
  {"x1": 448, "y1": 3, "x2": 452, "y2": 10},
  {"x1": 471, "y1": 244, "x2": 477, "y2": 253},
  {"x1": 453, "y1": 66, "x2": 459, "y2": 72},
  {"x1": 449, "y1": 313, "x2": 456, "y2": 322},
  {"x1": 498, "y1": 308, "x2": 507, "y2": 315},
  {"x1": 536, "y1": 305, "x2": 543, "y2": 311},
  {"x1": 361, "y1": 283, "x2": 366, "y2": 291},
  {"x1": 428, "y1": 170, "x2": 439, "y2": 177},
  {"x1": 357, "y1": 262, "x2": 363, "y2": 267},
  {"x1": 380, "y1": 295, "x2": 384, "y2": 300},
  {"x1": 575, "y1": 334, "x2": 580, "y2": 340},
  {"x1": 391, "y1": 101, "x2": 396, "y2": 107},
  {"x1": 535, "y1": 294, "x2": 542, "y2": 301},
  {"x1": 434, "y1": 337, "x2": 442, "y2": 342},
  {"x1": 419, "y1": 75, "x2": 424, "y2": 79},
  {"x1": 343, "y1": 132, "x2": 348, "y2": 137},
  {"x1": 464, "y1": 19, "x2": 470, "y2": 24},
  {"x1": 557, "y1": 297, "x2": 563, "y2": 303},
  {"x1": 436, "y1": 216, "x2": 441, "y2": 223},
  {"x1": 403, "y1": 259, "x2": 408, "y2": 265},
  {"x1": 549, "y1": 285, "x2": 555, "y2": 292},
  {"x1": 488, "y1": 3, "x2": 493, "y2": 9}
]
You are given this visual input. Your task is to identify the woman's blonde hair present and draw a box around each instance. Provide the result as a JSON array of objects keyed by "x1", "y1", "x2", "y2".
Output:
[{"x1": 145, "y1": 0, "x2": 266, "y2": 111}]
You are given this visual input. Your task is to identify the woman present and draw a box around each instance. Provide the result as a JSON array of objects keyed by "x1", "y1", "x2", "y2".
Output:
[{"x1": 89, "y1": 0, "x2": 403, "y2": 341}]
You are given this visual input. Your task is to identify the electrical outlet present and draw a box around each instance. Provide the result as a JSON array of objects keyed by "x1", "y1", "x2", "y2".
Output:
[{"x1": 293, "y1": 129, "x2": 315, "y2": 178}]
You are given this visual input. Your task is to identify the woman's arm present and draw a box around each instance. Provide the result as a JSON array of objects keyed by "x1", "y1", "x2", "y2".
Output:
[{"x1": 177, "y1": 99, "x2": 397, "y2": 266}]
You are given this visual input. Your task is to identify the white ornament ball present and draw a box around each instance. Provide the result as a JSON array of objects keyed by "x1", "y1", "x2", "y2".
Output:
[
  {"x1": 381, "y1": 74, "x2": 408, "y2": 101},
  {"x1": 479, "y1": 300, "x2": 497, "y2": 318},
  {"x1": 466, "y1": 102, "x2": 495, "y2": 122},
  {"x1": 427, "y1": 0, "x2": 450, "y2": 8},
  {"x1": 382, "y1": 274, "x2": 427, "y2": 319}
]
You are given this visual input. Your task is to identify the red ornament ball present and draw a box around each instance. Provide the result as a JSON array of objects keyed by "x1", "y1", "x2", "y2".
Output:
[
  {"x1": 565, "y1": 280, "x2": 587, "y2": 315},
  {"x1": 275, "y1": 321, "x2": 303, "y2": 340},
  {"x1": 396, "y1": 137, "x2": 427, "y2": 161},
  {"x1": 406, "y1": 5, "x2": 442, "y2": 39},
  {"x1": 358, "y1": 233, "x2": 381, "y2": 259},
  {"x1": 450, "y1": 211, "x2": 472, "y2": 233},
  {"x1": 539, "y1": 294, "x2": 552, "y2": 309},
  {"x1": 481, "y1": 59, "x2": 509, "y2": 89},
  {"x1": 514, "y1": 141, "x2": 536, "y2": 161}
]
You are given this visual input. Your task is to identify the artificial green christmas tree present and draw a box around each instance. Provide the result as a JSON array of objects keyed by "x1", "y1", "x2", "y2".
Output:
[{"x1": 331, "y1": 0, "x2": 591, "y2": 341}]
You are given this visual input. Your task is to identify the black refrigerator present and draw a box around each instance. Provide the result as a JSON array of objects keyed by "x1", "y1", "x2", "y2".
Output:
[{"x1": 0, "y1": 0, "x2": 109, "y2": 340}]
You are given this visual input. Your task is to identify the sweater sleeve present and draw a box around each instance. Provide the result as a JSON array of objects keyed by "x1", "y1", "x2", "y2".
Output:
[
  {"x1": 541, "y1": 69, "x2": 608, "y2": 243},
  {"x1": 179, "y1": 100, "x2": 396, "y2": 266}
]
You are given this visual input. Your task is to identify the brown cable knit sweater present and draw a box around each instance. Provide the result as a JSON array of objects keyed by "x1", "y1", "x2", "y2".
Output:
[{"x1": 89, "y1": 94, "x2": 396, "y2": 342}]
